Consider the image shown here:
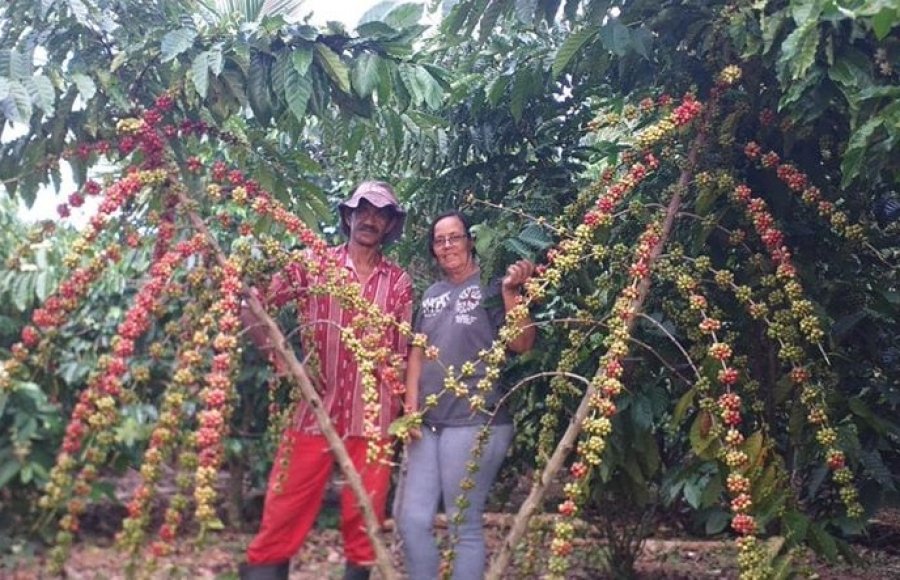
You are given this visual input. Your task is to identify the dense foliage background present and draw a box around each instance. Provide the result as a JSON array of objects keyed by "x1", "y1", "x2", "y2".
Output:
[{"x1": 1, "y1": 0, "x2": 897, "y2": 576}]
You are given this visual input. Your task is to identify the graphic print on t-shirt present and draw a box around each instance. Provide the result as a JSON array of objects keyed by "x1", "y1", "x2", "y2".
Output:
[
  {"x1": 421, "y1": 290, "x2": 451, "y2": 318},
  {"x1": 455, "y1": 285, "x2": 481, "y2": 325}
]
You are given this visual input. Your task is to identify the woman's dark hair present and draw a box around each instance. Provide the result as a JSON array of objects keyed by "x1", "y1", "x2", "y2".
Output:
[{"x1": 427, "y1": 210, "x2": 475, "y2": 258}]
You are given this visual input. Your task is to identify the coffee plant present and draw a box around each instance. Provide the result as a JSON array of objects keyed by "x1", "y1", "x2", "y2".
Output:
[{"x1": 1, "y1": 1, "x2": 897, "y2": 579}]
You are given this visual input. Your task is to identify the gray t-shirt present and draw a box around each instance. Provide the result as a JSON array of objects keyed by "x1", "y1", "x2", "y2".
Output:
[{"x1": 415, "y1": 270, "x2": 511, "y2": 427}]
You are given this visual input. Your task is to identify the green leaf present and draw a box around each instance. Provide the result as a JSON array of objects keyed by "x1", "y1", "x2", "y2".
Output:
[
  {"x1": 683, "y1": 475, "x2": 705, "y2": 508},
  {"x1": 870, "y1": 8, "x2": 896, "y2": 40},
  {"x1": 389, "y1": 61, "x2": 411, "y2": 111},
  {"x1": 840, "y1": 115, "x2": 882, "y2": 187},
  {"x1": 284, "y1": 67, "x2": 312, "y2": 122},
  {"x1": 192, "y1": 51, "x2": 210, "y2": 99},
  {"x1": 0, "y1": 460, "x2": 20, "y2": 489},
  {"x1": 504, "y1": 237, "x2": 534, "y2": 259},
  {"x1": 384, "y1": 2, "x2": 424, "y2": 28},
  {"x1": 314, "y1": 43, "x2": 351, "y2": 94},
  {"x1": 270, "y1": 52, "x2": 291, "y2": 99},
  {"x1": 552, "y1": 26, "x2": 599, "y2": 78},
  {"x1": 705, "y1": 510, "x2": 730, "y2": 535},
  {"x1": 415, "y1": 66, "x2": 443, "y2": 109},
  {"x1": 356, "y1": 21, "x2": 398, "y2": 37},
  {"x1": 71, "y1": 73, "x2": 96, "y2": 101},
  {"x1": 631, "y1": 27, "x2": 653, "y2": 60},
  {"x1": 762, "y1": 8, "x2": 789, "y2": 55},
  {"x1": 12, "y1": 273, "x2": 31, "y2": 312},
  {"x1": 7, "y1": 80, "x2": 32, "y2": 123},
  {"x1": 599, "y1": 19, "x2": 631, "y2": 57},
  {"x1": 290, "y1": 150, "x2": 322, "y2": 174},
  {"x1": 352, "y1": 53, "x2": 381, "y2": 99},
  {"x1": 689, "y1": 410, "x2": 719, "y2": 460},
  {"x1": 20, "y1": 463, "x2": 32, "y2": 484},
  {"x1": 808, "y1": 522, "x2": 839, "y2": 562},
  {"x1": 0, "y1": 76, "x2": 8, "y2": 100},
  {"x1": 672, "y1": 388, "x2": 695, "y2": 425},
  {"x1": 346, "y1": 123, "x2": 366, "y2": 160},
  {"x1": 828, "y1": 50, "x2": 873, "y2": 106},
  {"x1": 248, "y1": 50, "x2": 273, "y2": 125},
  {"x1": 375, "y1": 54, "x2": 393, "y2": 103},
  {"x1": 486, "y1": 75, "x2": 509, "y2": 106},
  {"x1": 405, "y1": 109, "x2": 448, "y2": 128},
  {"x1": 11, "y1": 49, "x2": 30, "y2": 79},
  {"x1": 27, "y1": 75, "x2": 55, "y2": 115},
  {"x1": 847, "y1": 396, "x2": 894, "y2": 436},
  {"x1": 694, "y1": 183, "x2": 722, "y2": 215},
  {"x1": 778, "y1": 67, "x2": 823, "y2": 110},
  {"x1": 509, "y1": 66, "x2": 539, "y2": 122},
  {"x1": 479, "y1": 0, "x2": 505, "y2": 40},
  {"x1": 292, "y1": 46, "x2": 313, "y2": 76},
  {"x1": 385, "y1": 109, "x2": 404, "y2": 151},
  {"x1": 209, "y1": 44, "x2": 224, "y2": 75},
  {"x1": 399, "y1": 63, "x2": 424, "y2": 106},
  {"x1": 856, "y1": 85, "x2": 900, "y2": 102},
  {"x1": 782, "y1": 509, "x2": 810, "y2": 545},
  {"x1": 770, "y1": 548, "x2": 794, "y2": 580},
  {"x1": 35, "y1": 270, "x2": 52, "y2": 301},
  {"x1": 517, "y1": 223, "x2": 553, "y2": 250},
  {"x1": 778, "y1": 21, "x2": 818, "y2": 82},
  {"x1": 160, "y1": 27, "x2": 197, "y2": 63},
  {"x1": 743, "y1": 430, "x2": 764, "y2": 467},
  {"x1": 0, "y1": 50, "x2": 11, "y2": 78},
  {"x1": 790, "y1": 0, "x2": 824, "y2": 24}
]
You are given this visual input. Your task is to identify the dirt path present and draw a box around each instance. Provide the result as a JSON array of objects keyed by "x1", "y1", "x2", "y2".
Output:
[{"x1": 4, "y1": 515, "x2": 899, "y2": 579}]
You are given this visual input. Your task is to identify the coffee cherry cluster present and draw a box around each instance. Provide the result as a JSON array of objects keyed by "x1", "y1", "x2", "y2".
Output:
[
  {"x1": 121, "y1": 267, "x2": 218, "y2": 561},
  {"x1": 42, "y1": 233, "x2": 204, "y2": 572},
  {"x1": 745, "y1": 143, "x2": 866, "y2": 242},
  {"x1": 635, "y1": 93, "x2": 703, "y2": 149},
  {"x1": 190, "y1": 257, "x2": 243, "y2": 532},
  {"x1": 547, "y1": 218, "x2": 667, "y2": 578}
]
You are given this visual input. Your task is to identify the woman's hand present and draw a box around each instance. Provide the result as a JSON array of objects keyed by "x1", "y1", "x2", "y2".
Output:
[
  {"x1": 501, "y1": 259, "x2": 535, "y2": 296},
  {"x1": 500, "y1": 259, "x2": 537, "y2": 353},
  {"x1": 390, "y1": 411, "x2": 423, "y2": 442}
]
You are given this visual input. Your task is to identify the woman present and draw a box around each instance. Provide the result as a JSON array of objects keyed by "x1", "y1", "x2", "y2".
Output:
[{"x1": 395, "y1": 211, "x2": 536, "y2": 580}]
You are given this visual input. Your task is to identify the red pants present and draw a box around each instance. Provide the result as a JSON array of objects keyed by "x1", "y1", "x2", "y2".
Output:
[{"x1": 246, "y1": 433, "x2": 391, "y2": 566}]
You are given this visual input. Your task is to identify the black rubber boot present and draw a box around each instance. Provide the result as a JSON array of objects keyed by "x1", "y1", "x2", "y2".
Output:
[
  {"x1": 238, "y1": 561, "x2": 290, "y2": 580},
  {"x1": 343, "y1": 563, "x2": 372, "y2": 580}
]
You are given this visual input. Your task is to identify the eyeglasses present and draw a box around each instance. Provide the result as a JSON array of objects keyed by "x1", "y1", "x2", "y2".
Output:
[{"x1": 432, "y1": 234, "x2": 467, "y2": 247}]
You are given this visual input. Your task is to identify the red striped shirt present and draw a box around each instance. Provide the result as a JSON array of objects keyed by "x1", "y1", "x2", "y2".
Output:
[{"x1": 269, "y1": 244, "x2": 413, "y2": 437}]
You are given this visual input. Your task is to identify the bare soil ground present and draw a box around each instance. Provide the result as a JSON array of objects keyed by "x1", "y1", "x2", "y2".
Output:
[
  {"x1": 4, "y1": 469, "x2": 899, "y2": 579},
  {"x1": 3, "y1": 510, "x2": 899, "y2": 579}
]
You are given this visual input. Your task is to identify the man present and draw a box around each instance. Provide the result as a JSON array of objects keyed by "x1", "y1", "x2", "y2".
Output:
[{"x1": 240, "y1": 181, "x2": 413, "y2": 580}]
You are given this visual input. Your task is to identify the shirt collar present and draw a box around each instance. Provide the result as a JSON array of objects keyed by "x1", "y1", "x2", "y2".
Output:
[{"x1": 337, "y1": 243, "x2": 389, "y2": 277}]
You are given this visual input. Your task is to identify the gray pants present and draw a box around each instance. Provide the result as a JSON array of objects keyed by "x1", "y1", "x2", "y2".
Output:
[{"x1": 395, "y1": 423, "x2": 514, "y2": 580}]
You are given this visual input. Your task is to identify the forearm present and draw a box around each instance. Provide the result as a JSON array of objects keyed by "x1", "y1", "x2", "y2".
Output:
[{"x1": 404, "y1": 346, "x2": 423, "y2": 412}]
